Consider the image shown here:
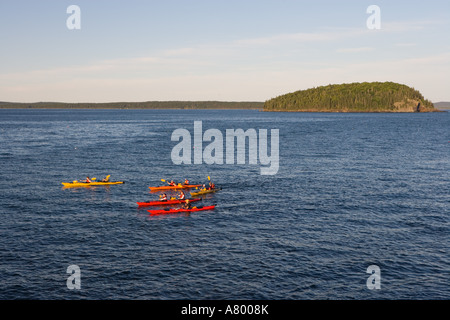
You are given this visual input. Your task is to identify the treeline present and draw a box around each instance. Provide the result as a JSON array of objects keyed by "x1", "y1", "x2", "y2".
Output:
[
  {"x1": 264, "y1": 82, "x2": 438, "y2": 112},
  {"x1": 0, "y1": 101, "x2": 264, "y2": 110}
]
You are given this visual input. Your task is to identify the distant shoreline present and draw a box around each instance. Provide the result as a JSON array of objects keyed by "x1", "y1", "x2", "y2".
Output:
[
  {"x1": 1, "y1": 108, "x2": 445, "y2": 113},
  {"x1": 434, "y1": 102, "x2": 450, "y2": 110},
  {"x1": 0, "y1": 107, "x2": 263, "y2": 110},
  {"x1": 0, "y1": 99, "x2": 448, "y2": 112},
  {"x1": 0, "y1": 101, "x2": 264, "y2": 110}
]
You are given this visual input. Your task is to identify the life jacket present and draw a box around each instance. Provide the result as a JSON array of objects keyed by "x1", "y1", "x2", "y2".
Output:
[
  {"x1": 161, "y1": 195, "x2": 167, "y2": 201},
  {"x1": 179, "y1": 193, "x2": 185, "y2": 200},
  {"x1": 184, "y1": 180, "x2": 189, "y2": 185},
  {"x1": 86, "y1": 177, "x2": 91, "y2": 183}
]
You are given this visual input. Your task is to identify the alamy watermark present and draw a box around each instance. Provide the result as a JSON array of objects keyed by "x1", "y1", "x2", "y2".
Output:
[
  {"x1": 171, "y1": 121, "x2": 279, "y2": 175},
  {"x1": 366, "y1": 5, "x2": 381, "y2": 30},
  {"x1": 66, "y1": 5, "x2": 81, "y2": 30},
  {"x1": 366, "y1": 265, "x2": 381, "y2": 290},
  {"x1": 66, "y1": 265, "x2": 81, "y2": 290}
]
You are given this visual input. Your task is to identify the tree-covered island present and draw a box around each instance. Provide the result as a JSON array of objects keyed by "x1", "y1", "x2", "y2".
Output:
[{"x1": 263, "y1": 82, "x2": 440, "y2": 112}]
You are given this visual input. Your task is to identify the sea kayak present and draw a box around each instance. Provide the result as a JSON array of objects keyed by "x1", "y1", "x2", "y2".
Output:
[
  {"x1": 62, "y1": 181, "x2": 124, "y2": 188},
  {"x1": 149, "y1": 184, "x2": 202, "y2": 191},
  {"x1": 137, "y1": 198, "x2": 202, "y2": 207},
  {"x1": 148, "y1": 205, "x2": 215, "y2": 216},
  {"x1": 190, "y1": 188, "x2": 221, "y2": 197}
]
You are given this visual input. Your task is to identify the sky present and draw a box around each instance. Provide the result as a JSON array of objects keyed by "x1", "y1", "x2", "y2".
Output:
[{"x1": 0, "y1": 0, "x2": 449, "y2": 103}]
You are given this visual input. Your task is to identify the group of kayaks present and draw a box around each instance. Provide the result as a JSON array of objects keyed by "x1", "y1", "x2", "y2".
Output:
[
  {"x1": 141, "y1": 178, "x2": 220, "y2": 216},
  {"x1": 62, "y1": 175, "x2": 220, "y2": 216}
]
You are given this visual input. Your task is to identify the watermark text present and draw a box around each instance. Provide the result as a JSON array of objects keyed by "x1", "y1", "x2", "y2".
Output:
[
  {"x1": 366, "y1": 265, "x2": 381, "y2": 290},
  {"x1": 66, "y1": 5, "x2": 81, "y2": 30},
  {"x1": 66, "y1": 265, "x2": 81, "y2": 290},
  {"x1": 171, "y1": 121, "x2": 279, "y2": 175},
  {"x1": 367, "y1": 5, "x2": 381, "y2": 30}
]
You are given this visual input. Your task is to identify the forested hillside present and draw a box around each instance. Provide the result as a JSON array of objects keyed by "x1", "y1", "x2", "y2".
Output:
[{"x1": 264, "y1": 82, "x2": 438, "y2": 112}]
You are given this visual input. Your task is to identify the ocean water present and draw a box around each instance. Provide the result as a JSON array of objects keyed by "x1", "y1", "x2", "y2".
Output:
[{"x1": 0, "y1": 109, "x2": 448, "y2": 300}]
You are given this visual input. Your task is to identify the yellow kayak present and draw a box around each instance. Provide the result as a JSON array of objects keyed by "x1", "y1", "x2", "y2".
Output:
[
  {"x1": 62, "y1": 181, "x2": 124, "y2": 188},
  {"x1": 190, "y1": 188, "x2": 221, "y2": 197}
]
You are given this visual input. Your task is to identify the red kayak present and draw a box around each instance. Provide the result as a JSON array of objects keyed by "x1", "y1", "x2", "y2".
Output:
[
  {"x1": 148, "y1": 205, "x2": 215, "y2": 216},
  {"x1": 137, "y1": 198, "x2": 201, "y2": 207},
  {"x1": 149, "y1": 184, "x2": 202, "y2": 192}
]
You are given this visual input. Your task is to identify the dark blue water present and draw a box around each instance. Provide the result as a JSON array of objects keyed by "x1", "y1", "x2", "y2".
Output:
[{"x1": 0, "y1": 109, "x2": 448, "y2": 300}]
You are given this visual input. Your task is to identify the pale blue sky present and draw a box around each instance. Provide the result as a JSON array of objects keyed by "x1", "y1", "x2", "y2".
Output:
[{"x1": 0, "y1": 0, "x2": 449, "y2": 102}]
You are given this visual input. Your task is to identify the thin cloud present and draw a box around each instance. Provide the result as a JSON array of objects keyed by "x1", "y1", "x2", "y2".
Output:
[
  {"x1": 395, "y1": 43, "x2": 417, "y2": 47},
  {"x1": 337, "y1": 47, "x2": 374, "y2": 53},
  {"x1": 232, "y1": 27, "x2": 369, "y2": 47}
]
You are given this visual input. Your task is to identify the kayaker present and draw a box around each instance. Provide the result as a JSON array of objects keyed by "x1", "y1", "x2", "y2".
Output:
[
  {"x1": 167, "y1": 180, "x2": 176, "y2": 186},
  {"x1": 208, "y1": 182, "x2": 215, "y2": 190},
  {"x1": 160, "y1": 193, "x2": 168, "y2": 201},
  {"x1": 184, "y1": 179, "x2": 190, "y2": 185},
  {"x1": 101, "y1": 175, "x2": 110, "y2": 182},
  {"x1": 178, "y1": 191, "x2": 186, "y2": 200},
  {"x1": 85, "y1": 177, "x2": 92, "y2": 183},
  {"x1": 183, "y1": 199, "x2": 191, "y2": 209}
]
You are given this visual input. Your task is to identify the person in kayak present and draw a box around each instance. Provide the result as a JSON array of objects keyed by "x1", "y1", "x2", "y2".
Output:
[
  {"x1": 183, "y1": 199, "x2": 192, "y2": 209},
  {"x1": 160, "y1": 193, "x2": 168, "y2": 201},
  {"x1": 84, "y1": 177, "x2": 92, "y2": 183},
  {"x1": 178, "y1": 191, "x2": 186, "y2": 200},
  {"x1": 167, "y1": 180, "x2": 176, "y2": 186},
  {"x1": 184, "y1": 179, "x2": 190, "y2": 185},
  {"x1": 101, "y1": 175, "x2": 110, "y2": 182},
  {"x1": 207, "y1": 182, "x2": 215, "y2": 190}
]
